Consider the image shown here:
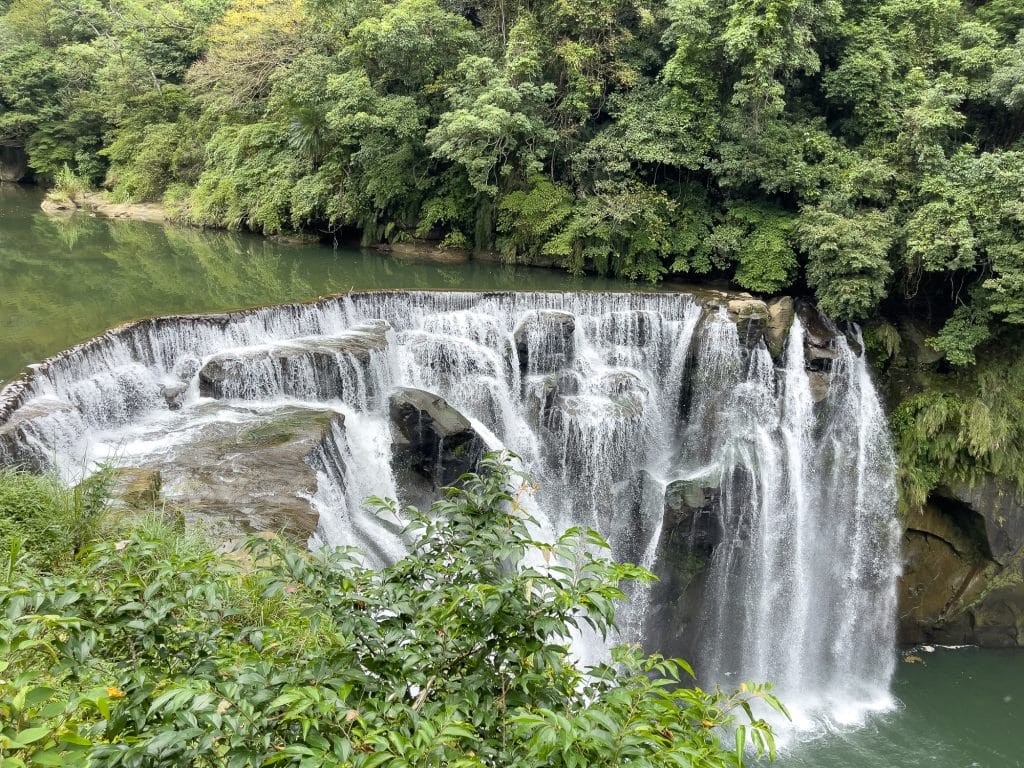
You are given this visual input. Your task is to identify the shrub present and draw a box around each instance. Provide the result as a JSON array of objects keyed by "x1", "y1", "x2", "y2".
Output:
[
  {"x1": 0, "y1": 467, "x2": 112, "y2": 570},
  {"x1": 0, "y1": 454, "x2": 782, "y2": 766},
  {"x1": 48, "y1": 164, "x2": 90, "y2": 203}
]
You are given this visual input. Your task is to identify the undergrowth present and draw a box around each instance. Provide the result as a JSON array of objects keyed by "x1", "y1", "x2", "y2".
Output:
[{"x1": 0, "y1": 454, "x2": 784, "y2": 767}]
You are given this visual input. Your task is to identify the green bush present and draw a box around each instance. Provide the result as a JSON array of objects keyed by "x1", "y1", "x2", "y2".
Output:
[
  {"x1": 892, "y1": 353, "x2": 1024, "y2": 508},
  {"x1": 0, "y1": 468, "x2": 113, "y2": 570},
  {"x1": 0, "y1": 455, "x2": 783, "y2": 767},
  {"x1": 48, "y1": 164, "x2": 90, "y2": 204}
]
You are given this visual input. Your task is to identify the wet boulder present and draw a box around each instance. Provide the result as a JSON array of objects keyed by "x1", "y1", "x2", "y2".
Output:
[
  {"x1": 524, "y1": 371, "x2": 579, "y2": 428},
  {"x1": 108, "y1": 468, "x2": 163, "y2": 508},
  {"x1": 514, "y1": 311, "x2": 575, "y2": 374},
  {"x1": 727, "y1": 298, "x2": 770, "y2": 349},
  {"x1": 388, "y1": 387, "x2": 485, "y2": 489},
  {"x1": 127, "y1": 405, "x2": 343, "y2": 543},
  {"x1": 645, "y1": 476, "x2": 722, "y2": 658},
  {"x1": 662, "y1": 479, "x2": 721, "y2": 552},
  {"x1": 160, "y1": 381, "x2": 189, "y2": 410},
  {"x1": 764, "y1": 297, "x2": 795, "y2": 361},
  {"x1": 796, "y1": 301, "x2": 840, "y2": 402},
  {"x1": 0, "y1": 396, "x2": 74, "y2": 471}
]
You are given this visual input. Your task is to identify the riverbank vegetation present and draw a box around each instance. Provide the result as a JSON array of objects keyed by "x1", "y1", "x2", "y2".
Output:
[
  {"x1": 1, "y1": 0, "x2": 1022, "y2": 503},
  {"x1": 0, "y1": 455, "x2": 782, "y2": 766}
]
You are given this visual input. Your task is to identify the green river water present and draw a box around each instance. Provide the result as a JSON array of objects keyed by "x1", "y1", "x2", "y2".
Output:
[{"x1": 1, "y1": 185, "x2": 1022, "y2": 767}]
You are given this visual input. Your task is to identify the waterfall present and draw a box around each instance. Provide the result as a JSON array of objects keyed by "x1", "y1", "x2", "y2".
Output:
[{"x1": 0, "y1": 290, "x2": 900, "y2": 729}]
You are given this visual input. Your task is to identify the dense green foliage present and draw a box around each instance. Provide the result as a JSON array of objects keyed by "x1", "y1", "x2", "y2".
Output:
[
  {"x1": 0, "y1": 455, "x2": 784, "y2": 766},
  {"x1": 2, "y1": 0, "x2": 1022, "y2": 502},
  {"x1": 0, "y1": 467, "x2": 113, "y2": 569}
]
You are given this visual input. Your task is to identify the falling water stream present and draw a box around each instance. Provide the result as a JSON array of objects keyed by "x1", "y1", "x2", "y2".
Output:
[{"x1": 0, "y1": 289, "x2": 901, "y2": 733}]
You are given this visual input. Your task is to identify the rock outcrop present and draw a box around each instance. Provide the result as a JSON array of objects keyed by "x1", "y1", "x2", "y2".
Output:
[
  {"x1": 198, "y1": 324, "x2": 388, "y2": 400},
  {"x1": 514, "y1": 310, "x2": 575, "y2": 373},
  {"x1": 0, "y1": 396, "x2": 74, "y2": 470},
  {"x1": 898, "y1": 479, "x2": 1024, "y2": 647},
  {"x1": 645, "y1": 477, "x2": 722, "y2": 659},
  {"x1": 116, "y1": 405, "x2": 342, "y2": 543},
  {"x1": 388, "y1": 387, "x2": 485, "y2": 494},
  {"x1": 764, "y1": 297, "x2": 794, "y2": 360},
  {"x1": 726, "y1": 297, "x2": 770, "y2": 350},
  {"x1": 0, "y1": 146, "x2": 28, "y2": 183},
  {"x1": 40, "y1": 191, "x2": 168, "y2": 223},
  {"x1": 795, "y1": 300, "x2": 840, "y2": 403}
]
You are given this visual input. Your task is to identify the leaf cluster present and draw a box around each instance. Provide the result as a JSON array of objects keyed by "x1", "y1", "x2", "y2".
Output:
[{"x1": 0, "y1": 455, "x2": 783, "y2": 767}]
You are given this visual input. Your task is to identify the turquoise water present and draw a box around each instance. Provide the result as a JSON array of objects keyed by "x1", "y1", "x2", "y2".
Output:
[
  {"x1": 776, "y1": 648, "x2": 1023, "y2": 767},
  {"x1": 2, "y1": 184, "x2": 1022, "y2": 767}
]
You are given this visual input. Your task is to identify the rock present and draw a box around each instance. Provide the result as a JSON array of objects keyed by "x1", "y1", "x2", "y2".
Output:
[
  {"x1": 0, "y1": 396, "x2": 74, "y2": 470},
  {"x1": 160, "y1": 381, "x2": 189, "y2": 410},
  {"x1": 598, "y1": 370, "x2": 647, "y2": 398},
  {"x1": 796, "y1": 301, "x2": 840, "y2": 402},
  {"x1": 40, "y1": 196, "x2": 77, "y2": 216},
  {"x1": 267, "y1": 232, "x2": 320, "y2": 246},
  {"x1": 796, "y1": 300, "x2": 834, "y2": 348},
  {"x1": 379, "y1": 241, "x2": 471, "y2": 264},
  {"x1": 899, "y1": 319, "x2": 946, "y2": 367},
  {"x1": 970, "y1": 583, "x2": 1024, "y2": 647},
  {"x1": 198, "y1": 324, "x2": 388, "y2": 400},
  {"x1": 0, "y1": 146, "x2": 28, "y2": 183},
  {"x1": 764, "y1": 297, "x2": 795, "y2": 360},
  {"x1": 388, "y1": 387, "x2": 485, "y2": 489},
  {"x1": 937, "y1": 478, "x2": 1024, "y2": 565},
  {"x1": 726, "y1": 298, "x2": 770, "y2": 349},
  {"x1": 898, "y1": 503, "x2": 991, "y2": 645},
  {"x1": 544, "y1": 371, "x2": 647, "y2": 429},
  {"x1": 524, "y1": 371, "x2": 579, "y2": 427},
  {"x1": 142, "y1": 405, "x2": 341, "y2": 543},
  {"x1": 897, "y1": 490, "x2": 1024, "y2": 648},
  {"x1": 78, "y1": 192, "x2": 167, "y2": 224},
  {"x1": 807, "y1": 371, "x2": 832, "y2": 404},
  {"x1": 841, "y1": 326, "x2": 864, "y2": 357},
  {"x1": 662, "y1": 479, "x2": 721, "y2": 552},
  {"x1": 514, "y1": 311, "x2": 575, "y2": 374},
  {"x1": 108, "y1": 468, "x2": 162, "y2": 508},
  {"x1": 645, "y1": 476, "x2": 722, "y2": 658}
]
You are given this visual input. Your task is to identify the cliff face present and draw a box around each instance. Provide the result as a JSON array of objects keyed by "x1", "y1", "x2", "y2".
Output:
[
  {"x1": 0, "y1": 146, "x2": 28, "y2": 183},
  {"x1": 898, "y1": 480, "x2": 1024, "y2": 647},
  {"x1": 872, "y1": 319, "x2": 1024, "y2": 648}
]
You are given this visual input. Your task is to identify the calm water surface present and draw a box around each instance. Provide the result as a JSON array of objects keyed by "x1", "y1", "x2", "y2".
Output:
[
  {"x1": 0, "y1": 185, "x2": 630, "y2": 384},
  {"x1": 2, "y1": 185, "x2": 1022, "y2": 767},
  {"x1": 775, "y1": 648, "x2": 1023, "y2": 768}
]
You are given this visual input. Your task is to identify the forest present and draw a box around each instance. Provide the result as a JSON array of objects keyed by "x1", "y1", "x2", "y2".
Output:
[{"x1": 1, "y1": 0, "x2": 1023, "y2": 503}]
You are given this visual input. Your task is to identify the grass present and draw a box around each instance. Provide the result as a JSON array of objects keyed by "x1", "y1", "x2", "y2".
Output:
[{"x1": 0, "y1": 467, "x2": 115, "y2": 571}]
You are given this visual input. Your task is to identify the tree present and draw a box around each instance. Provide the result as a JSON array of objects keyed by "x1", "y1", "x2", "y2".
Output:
[{"x1": 798, "y1": 205, "x2": 895, "y2": 321}]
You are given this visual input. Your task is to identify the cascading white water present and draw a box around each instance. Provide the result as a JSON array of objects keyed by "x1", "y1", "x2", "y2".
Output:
[
  {"x1": 689, "y1": 311, "x2": 901, "y2": 728},
  {"x1": 0, "y1": 290, "x2": 900, "y2": 729}
]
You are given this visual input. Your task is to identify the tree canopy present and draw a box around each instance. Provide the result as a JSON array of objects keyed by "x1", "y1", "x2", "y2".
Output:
[{"x1": 2, "y1": 0, "x2": 1023, "y2": 499}]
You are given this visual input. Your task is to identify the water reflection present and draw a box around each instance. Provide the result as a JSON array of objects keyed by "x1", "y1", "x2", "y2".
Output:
[{"x1": 0, "y1": 187, "x2": 630, "y2": 384}]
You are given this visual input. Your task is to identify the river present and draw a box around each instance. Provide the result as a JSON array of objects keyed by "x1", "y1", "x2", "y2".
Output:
[
  {"x1": 0, "y1": 186, "x2": 628, "y2": 385},
  {"x1": 1, "y1": 184, "x2": 1021, "y2": 768}
]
